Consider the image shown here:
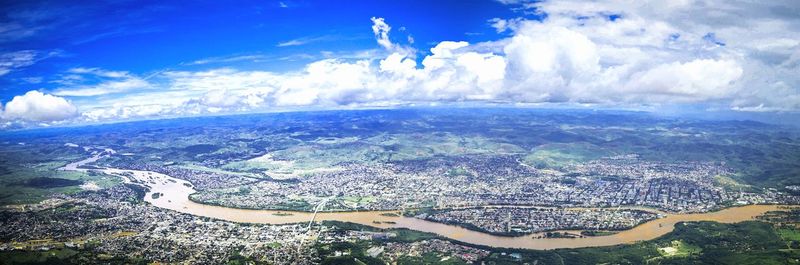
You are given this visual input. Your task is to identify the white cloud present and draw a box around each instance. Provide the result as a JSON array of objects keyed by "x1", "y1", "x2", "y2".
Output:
[
  {"x1": 501, "y1": 23, "x2": 600, "y2": 102},
  {"x1": 277, "y1": 39, "x2": 306, "y2": 47},
  {"x1": 535, "y1": 0, "x2": 798, "y2": 111},
  {"x1": 68, "y1": 67, "x2": 130, "y2": 78},
  {"x1": 371, "y1": 17, "x2": 393, "y2": 50},
  {"x1": 488, "y1": 17, "x2": 525, "y2": 33},
  {"x1": 199, "y1": 89, "x2": 251, "y2": 108},
  {"x1": 52, "y1": 68, "x2": 150, "y2": 96},
  {"x1": 183, "y1": 54, "x2": 270, "y2": 65},
  {"x1": 276, "y1": 36, "x2": 339, "y2": 47},
  {"x1": 623, "y1": 59, "x2": 743, "y2": 100},
  {"x1": 81, "y1": 103, "x2": 169, "y2": 121},
  {"x1": 0, "y1": 50, "x2": 39, "y2": 76},
  {"x1": 21, "y1": 76, "x2": 43, "y2": 84},
  {"x1": 53, "y1": 78, "x2": 149, "y2": 97},
  {"x1": 1, "y1": 91, "x2": 78, "y2": 122}
]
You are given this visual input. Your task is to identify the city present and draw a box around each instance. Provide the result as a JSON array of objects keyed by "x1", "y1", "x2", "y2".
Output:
[{"x1": 2, "y1": 0, "x2": 800, "y2": 264}]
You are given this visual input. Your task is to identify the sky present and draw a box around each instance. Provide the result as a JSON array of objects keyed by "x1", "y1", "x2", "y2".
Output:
[{"x1": 0, "y1": 0, "x2": 799, "y2": 128}]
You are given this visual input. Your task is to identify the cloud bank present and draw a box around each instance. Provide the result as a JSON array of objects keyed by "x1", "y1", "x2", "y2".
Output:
[{"x1": 3, "y1": 0, "x2": 799, "y2": 127}]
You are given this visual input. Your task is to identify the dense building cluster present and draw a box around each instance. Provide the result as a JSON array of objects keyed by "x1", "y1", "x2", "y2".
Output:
[
  {"x1": 0, "y1": 186, "x2": 147, "y2": 242},
  {"x1": 182, "y1": 154, "x2": 789, "y2": 213},
  {"x1": 420, "y1": 207, "x2": 659, "y2": 235},
  {"x1": 316, "y1": 230, "x2": 490, "y2": 264},
  {"x1": 0, "y1": 186, "x2": 323, "y2": 264}
]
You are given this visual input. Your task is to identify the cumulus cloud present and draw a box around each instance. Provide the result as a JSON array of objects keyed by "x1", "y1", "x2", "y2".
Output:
[
  {"x1": 522, "y1": 0, "x2": 800, "y2": 110},
  {"x1": 371, "y1": 17, "x2": 393, "y2": 50},
  {"x1": 1, "y1": 91, "x2": 78, "y2": 122},
  {"x1": 623, "y1": 59, "x2": 743, "y2": 100}
]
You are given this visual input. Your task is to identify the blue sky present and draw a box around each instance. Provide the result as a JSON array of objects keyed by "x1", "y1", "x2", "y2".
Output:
[
  {"x1": 0, "y1": 0, "x2": 521, "y2": 82},
  {"x1": 1, "y1": 0, "x2": 799, "y2": 128}
]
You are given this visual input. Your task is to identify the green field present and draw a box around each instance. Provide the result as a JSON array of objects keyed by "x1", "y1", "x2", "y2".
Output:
[
  {"x1": 523, "y1": 142, "x2": 612, "y2": 169},
  {"x1": 0, "y1": 143, "x2": 121, "y2": 205}
]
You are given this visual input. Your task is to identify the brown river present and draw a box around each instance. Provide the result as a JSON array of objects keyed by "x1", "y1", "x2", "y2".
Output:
[{"x1": 66, "y1": 157, "x2": 794, "y2": 250}]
